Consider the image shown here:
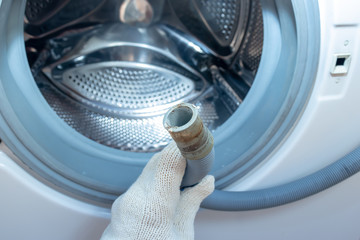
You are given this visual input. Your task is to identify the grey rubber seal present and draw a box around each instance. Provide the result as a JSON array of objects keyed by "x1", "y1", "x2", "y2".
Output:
[{"x1": 0, "y1": 0, "x2": 329, "y2": 210}]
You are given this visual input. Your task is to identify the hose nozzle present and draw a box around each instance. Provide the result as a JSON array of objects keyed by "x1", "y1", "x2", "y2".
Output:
[{"x1": 163, "y1": 103, "x2": 214, "y2": 187}]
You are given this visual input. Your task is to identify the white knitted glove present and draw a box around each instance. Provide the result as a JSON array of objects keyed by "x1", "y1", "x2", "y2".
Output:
[{"x1": 100, "y1": 142, "x2": 215, "y2": 240}]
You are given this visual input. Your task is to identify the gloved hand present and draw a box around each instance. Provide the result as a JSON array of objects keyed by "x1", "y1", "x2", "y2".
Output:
[{"x1": 100, "y1": 142, "x2": 215, "y2": 240}]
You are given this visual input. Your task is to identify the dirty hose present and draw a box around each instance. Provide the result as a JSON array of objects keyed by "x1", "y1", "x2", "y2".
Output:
[
  {"x1": 163, "y1": 103, "x2": 214, "y2": 188},
  {"x1": 201, "y1": 145, "x2": 360, "y2": 211},
  {"x1": 163, "y1": 104, "x2": 360, "y2": 211}
]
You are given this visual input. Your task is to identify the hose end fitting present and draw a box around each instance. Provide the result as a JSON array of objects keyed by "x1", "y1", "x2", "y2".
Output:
[
  {"x1": 163, "y1": 103, "x2": 213, "y2": 160},
  {"x1": 163, "y1": 103, "x2": 214, "y2": 187}
]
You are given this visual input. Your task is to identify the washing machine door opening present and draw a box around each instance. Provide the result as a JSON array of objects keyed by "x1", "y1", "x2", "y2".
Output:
[
  {"x1": 0, "y1": 0, "x2": 320, "y2": 207},
  {"x1": 25, "y1": 0, "x2": 262, "y2": 153}
]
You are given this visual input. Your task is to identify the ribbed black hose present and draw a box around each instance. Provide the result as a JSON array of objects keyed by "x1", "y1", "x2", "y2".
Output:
[{"x1": 202, "y1": 146, "x2": 360, "y2": 211}]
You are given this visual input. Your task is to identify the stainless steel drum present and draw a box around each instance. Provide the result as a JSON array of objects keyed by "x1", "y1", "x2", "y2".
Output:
[{"x1": 25, "y1": 0, "x2": 263, "y2": 152}]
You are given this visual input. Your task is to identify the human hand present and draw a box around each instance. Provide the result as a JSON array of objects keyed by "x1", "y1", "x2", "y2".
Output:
[{"x1": 100, "y1": 142, "x2": 215, "y2": 240}]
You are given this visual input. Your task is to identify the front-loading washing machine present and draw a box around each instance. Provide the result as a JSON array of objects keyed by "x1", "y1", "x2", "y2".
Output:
[{"x1": 1, "y1": 0, "x2": 360, "y2": 239}]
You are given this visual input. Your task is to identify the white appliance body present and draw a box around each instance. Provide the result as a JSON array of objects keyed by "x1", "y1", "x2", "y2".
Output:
[{"x1": 1, "y1": 0, "x2": 360, "y2": 239}]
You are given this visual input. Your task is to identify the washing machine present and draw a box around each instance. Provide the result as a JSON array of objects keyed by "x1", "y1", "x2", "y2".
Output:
[{"x1": 1, "y1": 0, "x2": 360, "y2": 239}]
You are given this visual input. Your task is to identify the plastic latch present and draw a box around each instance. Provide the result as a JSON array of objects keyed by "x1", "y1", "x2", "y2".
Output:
[{"x1": 330, "y1": 53, "x2": 351, "y2": 75}]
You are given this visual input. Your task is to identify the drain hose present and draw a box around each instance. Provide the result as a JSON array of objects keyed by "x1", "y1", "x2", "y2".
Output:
[
  {"x1": 163, "y1": 103, "x2": 214, "y2": 188},
  {"x1": 181, "y1": 149, "x2": 214, "y2": 187},
  {"x1": 162, "y1": 104, "x2": 360, "y2": 210},
  {"x1": 202, "y1": 145, "x2": 360, "y2": 211}
]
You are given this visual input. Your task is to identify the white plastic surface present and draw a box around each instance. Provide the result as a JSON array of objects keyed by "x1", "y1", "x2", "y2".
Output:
[
  {"x1": 227, "y1": 0, "x2": 360, "y2": 191},
  {"x1": 195, "y1": 171, "x2": 360, "y2": 240},
  {"x1": 2, "y1": 145, "x2": 360, "y2": 240},
  {"x1": 195, "y1": 1, "x2": 360, "y2": 238},
  {"x1": 2, "y1": 0, "x2": 360, "y2": 240},
  {"x1": 332, "y1": 0, "x2": 360, "y2": 26},
  {"x1": 0, "y1": 148, "x2": 110, "y2": 240}
]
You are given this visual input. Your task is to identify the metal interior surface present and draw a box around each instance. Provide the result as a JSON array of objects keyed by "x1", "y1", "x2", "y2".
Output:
[{"x1": 25, "y1": 0, "x2": 263, "y2": 152}]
